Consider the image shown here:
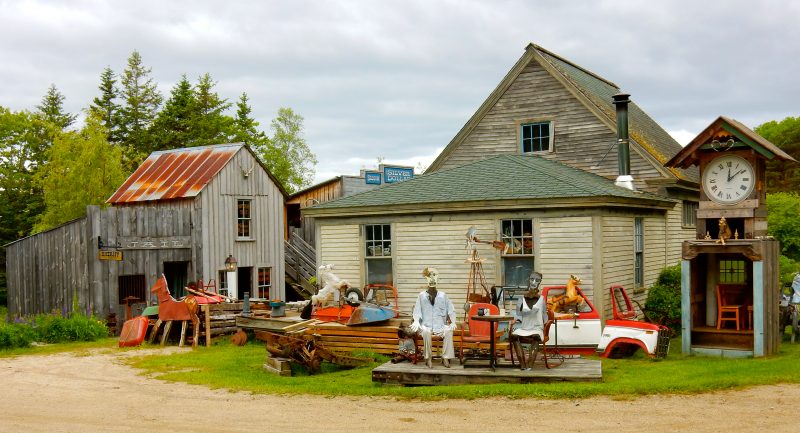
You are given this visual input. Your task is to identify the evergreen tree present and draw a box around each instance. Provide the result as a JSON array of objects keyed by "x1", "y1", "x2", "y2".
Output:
[
  {"x1": 755, "y1": 116, "x2": 800, "y2": 193},
  {"x1": 118, "y1": 50, "x2": 162, "y2": 168},
  {"x1": 35, "y1": 84, "x2": 76, "y2": 130},
  {"x1": 231, "y1": 92, "x2": 267, "y2": 146},
  {"x1": 88, "y1": 66, "x2": 119, "y2": 142},
  {"x1": 191, "y1": 73, "x2": 232, "y2": 147},
  {"x1": 150, "y1": 75, "x2": 196, "y2": 152}
]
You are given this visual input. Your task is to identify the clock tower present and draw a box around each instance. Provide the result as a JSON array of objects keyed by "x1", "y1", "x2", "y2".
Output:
[{"x1": 665, "y1": 116, "x2": 796, "y2": 358}]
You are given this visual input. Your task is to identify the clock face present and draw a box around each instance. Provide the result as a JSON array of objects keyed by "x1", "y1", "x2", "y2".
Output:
[{"x1": 702, "y1": 155, "x2": 755, "y2": 204}]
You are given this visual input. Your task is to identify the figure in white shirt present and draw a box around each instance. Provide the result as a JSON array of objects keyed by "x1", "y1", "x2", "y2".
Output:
[{"x1": 409, "y1": 267, "x2": 457, "y2": 368}]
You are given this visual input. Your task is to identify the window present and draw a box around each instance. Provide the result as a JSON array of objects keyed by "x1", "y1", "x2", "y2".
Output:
[
  {"x1": 365, "y1": 224, "x2": 393, "y2": 285},
  {"x1": 237, "y1": 199, "x2": 252, "y2": 238},
  {"x1": 501, "y1": 219, "x2": 534, "y2": 286},
  {"x1": 118, "y1": 275, "x2": 146, "y2": 305},
  {"x1": 521, "y1": 121, "x2": 552, "y2": 153},
  {"x1": 682, "y1": 201, "x2": 698, "y2": 227},
  {"x1": 634, "y1": 217, "x2": 644, "y2": 288},
  {"x1": 257, "y1": 267, "x2": 271, "y2": 299},
  {"x1": 218, "y1": 271, "x2": 228, "y2": 297},
  {"x1": 720, "y1": 260, "x2": 746, "y2": 284}
]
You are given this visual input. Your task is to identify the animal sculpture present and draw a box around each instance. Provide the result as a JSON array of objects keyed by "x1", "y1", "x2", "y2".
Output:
[
  {"x1": 547, "y1": 275, "x2": 584, "y2": 312},
  {"x1": 148, "y1": 275, "x2": 200, "y2": 348},
  {"x1": 311, "y1": 264, "x2": 351, "y2": 306},
  {"x1": 716, "y1": 217, "x2": 732, "y2": 245}
]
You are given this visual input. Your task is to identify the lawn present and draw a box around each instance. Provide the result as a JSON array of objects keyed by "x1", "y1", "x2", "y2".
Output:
[{"x1": 127, "y1": 335, "x2": 800, "y2": 400}]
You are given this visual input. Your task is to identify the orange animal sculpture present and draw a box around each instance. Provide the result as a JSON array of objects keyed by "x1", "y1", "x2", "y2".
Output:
[
  {"x1": 148, "y1": 275, "x2": 200, "y2": 348},
  {"x1": 547, "y1": 274, "x2": 584, "y2": 312}
]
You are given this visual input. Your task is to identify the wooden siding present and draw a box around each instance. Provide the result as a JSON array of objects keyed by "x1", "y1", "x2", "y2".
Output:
[
  {"x1": 317, "y1": 224, "x2": 362, "y2": 288},
  {"x1": 435, "y1": 60, "x2": 664, "y2": 191},
  {"x1": 666, "y1": 202, "x2": 696, "y2": 264},
  {"x1": 200, "y1": 147, "x2": 285, "y2": 300},
  {"x1": 538, "y1": 217, "x2": 594, "y2": 298},
  {"x1": 394, "y1": 220, "x2": 497, "y2": 315},
  {"x1": 601, "y1": 216, "x2": 634, "y2": 319}
]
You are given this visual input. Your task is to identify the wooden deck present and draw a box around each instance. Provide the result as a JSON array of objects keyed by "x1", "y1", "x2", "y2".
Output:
[{"x1": 372, "y1": 356, "x2": 602, "y2": 386}]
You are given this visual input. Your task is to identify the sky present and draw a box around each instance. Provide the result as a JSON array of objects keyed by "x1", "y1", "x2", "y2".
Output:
[{"x1": 1, "y1": 0, "x2": 798, "y2": 184}]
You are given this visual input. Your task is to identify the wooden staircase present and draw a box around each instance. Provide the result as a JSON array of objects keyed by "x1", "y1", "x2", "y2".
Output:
[{"x1": 285, "y1": 232, "x2": 317, "y2": 299}]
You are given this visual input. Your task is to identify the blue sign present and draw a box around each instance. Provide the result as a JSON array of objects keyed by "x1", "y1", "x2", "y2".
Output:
[
  {"x1": 383, "y1": 166, "x2": 414, "y2": 183},
  {"x1": 365, "y1": 171, "x2": 382, "y2": 185}
]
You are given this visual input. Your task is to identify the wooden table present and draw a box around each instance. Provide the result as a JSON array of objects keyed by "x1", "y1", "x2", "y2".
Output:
[{"x1": 469, "y1": 314, "x2": 514, "y2": 370}]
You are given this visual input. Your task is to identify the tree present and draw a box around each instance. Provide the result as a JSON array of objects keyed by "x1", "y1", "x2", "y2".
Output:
[
  {"x1": 33, "y1": 113, "x2": 126, "y2": 232},
  {"x1": 36, "y1": 84, "x2": 76, "y2": 130},
  {"x1": 231, "y1": 93, "x2": 261, "y2": 143},
  {"x1": 253, "y1": 107, "x2": 317, "y2": 193},
  {"x1": 755, "y1": 116, "x2": 800, "y2": 192},
  {"x1": 117, "y1": 50, "x2": 162, "y2": 168},
  {"x1": 190, "y1": 73, "x2": 232, "y2": 147},
  {"x1": 150, "y1": 75, "x2": 196, "y2": 152},
  {"x1": 767, "y1": 192, "x2": 800, "y2": 262},
  {"x1": 88, "y1": 67, "x2": 119, "y2": 142}
]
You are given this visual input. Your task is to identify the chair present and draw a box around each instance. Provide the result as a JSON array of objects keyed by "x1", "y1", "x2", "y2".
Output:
[
  {"x1": 716, "y1": 284, "x2": 745, "y2": 331},
  {"x1": 510, "y1": 309, "x2": 559, "y2": 369},
  {"x1": 459, "y1": 303, "x2": 501, "y2": 363}
]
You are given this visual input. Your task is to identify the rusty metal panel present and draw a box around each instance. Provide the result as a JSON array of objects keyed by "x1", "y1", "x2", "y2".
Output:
[{"x1": 108, "y1": 144, "x2": 241, "y2": 204}]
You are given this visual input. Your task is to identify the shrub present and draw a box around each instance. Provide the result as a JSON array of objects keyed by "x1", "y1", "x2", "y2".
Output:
[
  {"x1": 779, "y1": 255, "x2": 800, "y2": 292},
  {"x1": 0, "y1": 322, "x2": 37, "y2": 349},
  {"x1": 644, "y1": 265, "x2": 682, "y2": 331},
  {"x1": 34, "y1": 311, "x2": 107, "y2": 343}
]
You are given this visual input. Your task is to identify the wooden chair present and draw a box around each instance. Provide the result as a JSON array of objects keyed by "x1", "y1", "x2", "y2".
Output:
[
  {"x1": 510, "y1": 309, "x2": 559, "y2": 369},
  {"x1": 716, "y1": 284, "x2": 745, "y2": 331},
  {"x1": 459, "y1": 303, "x2": 501, "y2": 363}
]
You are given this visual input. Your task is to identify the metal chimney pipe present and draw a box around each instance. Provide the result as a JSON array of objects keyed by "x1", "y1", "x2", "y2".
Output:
[{"x1": 612, "y1": 92, "x2": 635, "y2": 190}]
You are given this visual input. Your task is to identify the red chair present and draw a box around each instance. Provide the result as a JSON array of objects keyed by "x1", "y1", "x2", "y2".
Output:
[
  {"x1": 459, "y1": 303, "x2": 502, "y2": 363},
  {"x1": 716, "y1": 284, "x2": 745, "y2": 331}
]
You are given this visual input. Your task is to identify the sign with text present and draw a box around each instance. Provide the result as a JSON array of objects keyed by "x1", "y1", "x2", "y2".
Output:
[
  {"x1": 383, "y1": 166, "x2": 414, "y2": 184},
  {"x1": 98, "y1": 250, "x2": 123, "y2": 261},
  {"x1": 365, "y1": 171, "x2": 382, "y2": 185},
  {"x1": 118, "y1": 236, "x2": 192, "y2": 250}
]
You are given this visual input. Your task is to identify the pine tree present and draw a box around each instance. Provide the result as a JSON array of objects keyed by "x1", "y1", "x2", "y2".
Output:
[
  {"x1": 88, "y1": 67, "x2": 119, "y2": 142},
  {"x1": 231, "y1": 92, "x2": 267, "y2": 146},
  {"x1": 118, "y1": 50, "x2": 162, "y2": 168},
  {"x1": 191, "y1": 73, "x2": 232, "y2": 147},
  {"x1": 35, "y1": 84, "x2": 76, "y2": 130},
  {"x1": 150, "y1": 75, "x2": 196, "y2": 152}
]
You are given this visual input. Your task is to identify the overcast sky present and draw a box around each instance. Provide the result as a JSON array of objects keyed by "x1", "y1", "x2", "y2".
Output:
[{"x1": 2, "y1": 0, "x2": 798, "y2": 183}]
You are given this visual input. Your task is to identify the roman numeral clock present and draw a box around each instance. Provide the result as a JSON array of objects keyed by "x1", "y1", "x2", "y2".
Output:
[{"x1": 702, "y1": 154, "x2": 756, "y2": 206}]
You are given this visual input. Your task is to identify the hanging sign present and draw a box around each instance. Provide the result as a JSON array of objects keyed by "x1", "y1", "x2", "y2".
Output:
[{"x1": 98, "y1": 250, "x2": 123, "y2": 261}]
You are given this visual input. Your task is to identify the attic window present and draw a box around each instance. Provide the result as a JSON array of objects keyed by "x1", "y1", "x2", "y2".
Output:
[
  {"x1": 237, "y1": 199, "x2": 252, "y2": 239},
  {"x1": 520, "y1": 121, "x2": 552, "y2": 153}
]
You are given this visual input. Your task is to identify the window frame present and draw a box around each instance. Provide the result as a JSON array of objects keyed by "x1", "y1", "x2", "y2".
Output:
[
  {"x1": 236, "y1": 198, "x2": 253, "y2": 240},
  {"x1": 682, "y1": 200, "x2": 698, "y2": 228},
  {"x1": 364, "y1": 223, "x2": 393, "y2": 285},
  {"x1": 719, "y1": 259, "x2": 747, "y2": 284},
  {"x1": 518, "y1": 120, "x2": 554, "y2": 154},
  {"x1": 257, "y1": 267, "x2": 272, "y2": 299},
  {"x1": 218, "y1": 271, "x2": 228, "y2": 297},
  {"x1": 500, "y1": 219, "x2": 535, "y2": 286},
  {"x1": 634, "y1": 217, "x2": 644, "y2": 288}
]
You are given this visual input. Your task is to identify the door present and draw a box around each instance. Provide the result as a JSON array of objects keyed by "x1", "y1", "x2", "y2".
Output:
[
  {"x1": 238, "y1": 266, "x2": 253, "y2": 299},
  {"x1": 163, "y1": 261, "x2": 190, "y2": 298}
]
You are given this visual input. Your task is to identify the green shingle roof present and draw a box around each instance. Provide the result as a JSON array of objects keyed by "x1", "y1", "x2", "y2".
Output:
[
  {"x1": 536, "y1": 46, "x2": 699, "y2": 182},
  {"x1": 309, "y1": 154, "x2": 671, "y2": 211}
]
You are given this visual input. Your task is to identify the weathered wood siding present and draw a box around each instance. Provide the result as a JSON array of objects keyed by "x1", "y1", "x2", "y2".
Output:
[
  {"x1": 200, "y1": 147, "x2": 285, "y2": 299},
  {"x1": 6, "y1": 218, "x2": 89, "y2": 318},
  {"x1": 317, "y1": 224, "x2": 362, "y2": 288},
  {"x1": 435, "y1": 60, "x2": 663, "y2": 191},
  {"x1": 538, "y1": 217, "x2": 594, "y2": 297},
  {"x1": 666, "y1": 202, "x2": 696, "y2": 264}
]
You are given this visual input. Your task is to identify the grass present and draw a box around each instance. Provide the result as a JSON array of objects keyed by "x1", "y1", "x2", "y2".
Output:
[
  {"x1": 127, "y1": 334, "x2": 800, "y2": 400},
  {"x1": 0, "y1": 338, "x2": 117, "y2": 358}
]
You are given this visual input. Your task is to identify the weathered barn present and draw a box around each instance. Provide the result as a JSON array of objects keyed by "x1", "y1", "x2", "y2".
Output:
[
  {"x1": 5, "y1": 143, "x2": 287, "y2": 320},
  {"x1": 303, "y1": 43, "x2": 700, "y2": 319}
]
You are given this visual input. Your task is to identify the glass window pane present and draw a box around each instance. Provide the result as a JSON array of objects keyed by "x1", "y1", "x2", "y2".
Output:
[
  {"x1": 504, "y1": 257, "x2": 534, "y2": 286},
  {"x1": 366, "y1": 259, "x2": 393, "y2": 285}
]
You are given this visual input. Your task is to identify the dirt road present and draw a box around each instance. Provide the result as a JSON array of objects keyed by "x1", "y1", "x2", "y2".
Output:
[{"x1": 0, "y1": 349, "x2": 798, "y2": 433}]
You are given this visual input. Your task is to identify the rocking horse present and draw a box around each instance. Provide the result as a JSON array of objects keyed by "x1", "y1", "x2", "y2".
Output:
[
  {"x1": 547, "y1": 274, "x2": 585, "y2": 313},
  {"x1": 147, "y1": 275, "x2": 200, "y2": 348}
]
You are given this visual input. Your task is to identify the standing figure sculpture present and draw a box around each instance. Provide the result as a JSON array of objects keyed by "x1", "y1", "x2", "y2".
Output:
[
  {"x1": 410, "y1": 267, "x2": 457, "y2": 368},
  {"x1": 510, "y1": 271, "x2": 549, "y2": 370}
]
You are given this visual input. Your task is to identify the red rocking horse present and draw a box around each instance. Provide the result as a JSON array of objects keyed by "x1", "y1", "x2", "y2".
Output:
[{"x1": 147, "y1": 275, "x2": 200, "y2": 348}]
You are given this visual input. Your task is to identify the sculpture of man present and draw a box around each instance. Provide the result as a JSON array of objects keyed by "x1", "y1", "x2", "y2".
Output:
[{"x1": 410, "y1": 267, "x2": 457, "y2": 368}]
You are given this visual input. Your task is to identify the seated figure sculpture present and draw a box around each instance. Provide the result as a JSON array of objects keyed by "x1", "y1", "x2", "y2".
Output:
[
  {"x1": 510, "y1": 271, "x2": 549, "y2": 370},
  {"x1": 409, "y1": 267, "x2": 457, "y2": 368}
]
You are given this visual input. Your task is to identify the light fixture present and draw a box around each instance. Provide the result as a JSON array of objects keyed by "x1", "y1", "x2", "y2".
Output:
[{"x1": 224, "y1": 254, "x2": 238, "y2": 272}]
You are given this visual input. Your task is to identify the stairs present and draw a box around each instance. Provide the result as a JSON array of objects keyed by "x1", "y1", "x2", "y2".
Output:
[{"x1": 285, "y1": 232, "x2": 317, "y2": 299}]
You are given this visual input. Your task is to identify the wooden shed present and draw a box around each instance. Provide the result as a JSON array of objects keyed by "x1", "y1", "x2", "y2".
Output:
[
  {"x1": 5, "y1": 143, "x2": 287, "y2": 321},
  {"x1": 303, "y1": 43, "x2": 699, "y2": 322}
]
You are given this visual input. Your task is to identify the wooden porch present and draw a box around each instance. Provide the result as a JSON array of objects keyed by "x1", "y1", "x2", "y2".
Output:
[{"x1": 372, "y1": 356, "x2": 602, "y2": 386}]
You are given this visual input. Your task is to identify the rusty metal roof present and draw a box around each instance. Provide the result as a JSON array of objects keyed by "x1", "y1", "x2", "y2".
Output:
[{"x1": 107, "y1": 143, "x2": 242, "y2": 204}]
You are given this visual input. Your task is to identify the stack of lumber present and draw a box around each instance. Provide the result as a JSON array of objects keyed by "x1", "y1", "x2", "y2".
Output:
[{"x1": 200, "y1": 303, "x2": 243, "y2": 346}]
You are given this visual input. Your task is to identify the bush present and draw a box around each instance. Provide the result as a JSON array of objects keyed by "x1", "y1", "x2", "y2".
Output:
[
  {"x1": 0, "y1": 322, "x2": 37, "y2": 349},
  {"x1": 34, "y1": 311, "x2": 108, "y2": 343},
  {"x1": 644, "y1": 265, "x2": 682, "y2": 331},
  {"x1": 779, "y1": 255, "x2": 800, "y2": 292}
]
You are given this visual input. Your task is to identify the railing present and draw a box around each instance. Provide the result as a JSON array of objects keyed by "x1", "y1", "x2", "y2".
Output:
[{"x1": 285, "y1": 232, "x2": 317, "y2": 299}]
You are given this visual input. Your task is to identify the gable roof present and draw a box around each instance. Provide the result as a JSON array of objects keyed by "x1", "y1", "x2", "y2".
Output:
[
  {"x1": 107, "y1": 143, "x2": 288, "y2": 204},
  {"x1": 304, "y1": 154, "x2": 673, "y2": 217},
  {"x1": 665, "y1": 116, "x2": 797, "y2": 169},
  {"x1": 426, "y1": 43, "x2": 698, "y2": 183}
]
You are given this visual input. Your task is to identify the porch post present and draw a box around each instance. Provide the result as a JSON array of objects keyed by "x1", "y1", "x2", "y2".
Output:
[
  {"x1": 753, "y1": 260, "x2": 764, "y2": 357},
  {"x1": 681, "y1": 259, "x2": 692, "y2": 354}
]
